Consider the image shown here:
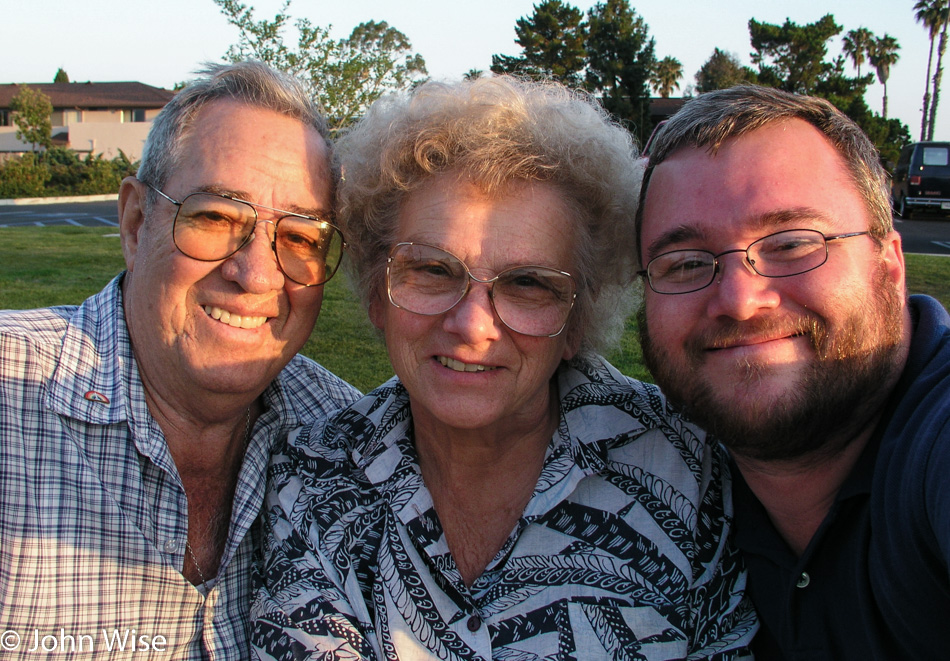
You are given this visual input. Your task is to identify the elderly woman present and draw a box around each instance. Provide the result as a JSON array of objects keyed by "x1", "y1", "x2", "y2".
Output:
[{"x1": 252, "y1": 77, "x2": 756, "y2": 659}]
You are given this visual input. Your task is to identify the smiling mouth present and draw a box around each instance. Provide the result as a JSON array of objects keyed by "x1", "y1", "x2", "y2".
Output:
[
  {"x1": 437, "y1": 356, "x2": 497, "y2": 372},
  {"x1": 204, "y1": 305, "x2": 268, "y2": 329}
]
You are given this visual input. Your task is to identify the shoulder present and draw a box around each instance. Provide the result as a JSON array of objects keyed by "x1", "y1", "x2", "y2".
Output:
[
  {"x1": 0, "y1": 306, "x2": 74, "y2": 343},
  {"x1": 0, "y1": 306, "x2": 76, "y2": 378},
  {"x1": 274, "y1": 354, "x2": 362, "y2": 414}
]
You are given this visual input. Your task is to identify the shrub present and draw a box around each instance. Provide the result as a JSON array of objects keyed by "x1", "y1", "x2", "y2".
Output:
[
  {"x1": 0, "y1": 149, "x2": 139, "y2": 198},
  {"x1": 0, "y1": 154, "x2": 51, "y2": 198}
]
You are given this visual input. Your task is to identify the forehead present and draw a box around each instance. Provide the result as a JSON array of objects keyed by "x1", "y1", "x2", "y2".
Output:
[
  {"x1": 172, "y1": 99, "x2": 332, "y2": 209},
  {"x1": 641, "y1": 119, "x2": 868, "y2": 255},
  {"x1": 396, "y1": 174, "x2": 576, "y2": 268}
]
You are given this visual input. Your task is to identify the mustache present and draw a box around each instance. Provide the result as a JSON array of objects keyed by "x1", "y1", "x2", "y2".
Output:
[{"x1": 686, "y1": 315, "x2": 826, "y2": 355}]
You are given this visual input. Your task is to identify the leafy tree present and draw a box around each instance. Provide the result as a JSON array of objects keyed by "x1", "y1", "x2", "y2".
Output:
[
  {"x1": 584, "y1": 0, "x2": 655, "y2": 143},
  {"x1": 842, "y1": 27, "x2": 873, "y2": 78},
  {"x1": 651, "y1": 56, "x2": 682, "y2": 97},
  {"x1": 490, "y1": 0, "x2": 587, "y2": 86},
  {"x1": 214, "y1": 0, "x2": 426, "y2": 129},
  {"x1": 9, "y1": 85, "x2": 53, "y2": 152},
  {"x1": 745, "y1": 15, "x2": 907, "y2": 174},
  {"x1": 868, "y1": 34, "x2": 900, "y2": 118},
  {"x1": 749, "y1": 14, "x2": 841, "y2": 94},
  {"x1": 53, "y1": 68, "x2": 70, "y2": 84},
  {"x1": 915, "y1": 0, "x2": 948, "y2": 140},
  {"x1": 694, "y1": 48, "x2": 757, "y2": 92}
]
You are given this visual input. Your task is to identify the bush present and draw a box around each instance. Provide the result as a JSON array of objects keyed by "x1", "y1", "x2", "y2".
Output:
[
  {"x1": 0, "y1": 154, "x2": 51, "y2": 198},
  {"x1": 0, "y1": 149, "x2": 139, "y2": 198}
]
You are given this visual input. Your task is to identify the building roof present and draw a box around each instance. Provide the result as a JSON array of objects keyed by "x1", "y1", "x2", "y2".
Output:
[
  {"x1": 649, "y1": 97, "x2": 688, "y2": 118},
  {"x1": 0, "y1": 82, "x2": 174, "y2": 109}
]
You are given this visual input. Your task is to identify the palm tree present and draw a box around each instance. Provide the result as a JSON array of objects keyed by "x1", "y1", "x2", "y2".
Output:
[
  {"x1": 650, "y1": 56, "x2": 683, "y2": 98},
  {"x1": 915, "y1": 0, "x2": 947, "y2": 139},
  {"x1": 842, "y1": 27, "x2": 874, "y2": 78},
  {"x1": 928, "y1": 1, "x2": 950, "y2": 139},
  {"x1": 464, "y1": 69, "x2": 483, "y2": 81},
  {"x1": 869, "y1": 34, "x2": 901, "y2": 119}
]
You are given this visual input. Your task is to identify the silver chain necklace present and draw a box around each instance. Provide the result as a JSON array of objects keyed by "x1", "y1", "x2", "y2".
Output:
[{"x1": 185, "y1": 406, "x2": 252, "y2": 586}]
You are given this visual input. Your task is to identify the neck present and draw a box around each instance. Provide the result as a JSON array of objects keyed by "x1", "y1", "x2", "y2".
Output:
[
  {"x1": 733, "y1": 426, "x2": 873, "y2": 557},
  {"x1": 413, "y1": 386, "x2": 559, "y2": 586},
  {"x1": 144, "y1": 387, "x2": 261, "y2": 585}
]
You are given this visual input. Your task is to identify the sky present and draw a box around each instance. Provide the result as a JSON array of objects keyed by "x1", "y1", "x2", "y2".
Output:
[{"x1": 2, "y1": 0, "x2": 944, "y2": 141}]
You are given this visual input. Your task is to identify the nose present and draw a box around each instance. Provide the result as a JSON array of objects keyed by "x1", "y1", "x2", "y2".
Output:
[
  {"x1": 441, "y1": 281, "x2": 503, "y2": 343},
  {"x1": 705, "y1": 250, "x2": 780, "y2": 321},
  {"x1": 220, "y1": 220, "x2": 285, "y2": 293}
]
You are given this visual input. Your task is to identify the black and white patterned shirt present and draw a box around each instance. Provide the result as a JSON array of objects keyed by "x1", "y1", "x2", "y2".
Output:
[
  {"x1": 0, "y1": 276, "x2": 360, "y2": 660},
  {"x1": 252, "y1": 356, "x2": 756, "y2": 660}
]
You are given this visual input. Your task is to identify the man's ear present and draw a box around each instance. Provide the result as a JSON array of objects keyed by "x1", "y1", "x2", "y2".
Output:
[
  {"x1": 881, "y1": 229, "x2": 906, "y2": 294},
  {"x1": 118, "y1": 176, "x2": 146, "y2": 272}
]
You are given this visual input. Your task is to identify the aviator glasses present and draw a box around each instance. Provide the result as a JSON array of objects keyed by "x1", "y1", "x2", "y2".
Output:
[
  {"x1": 386, "y1": 242, "x2": 577, "y2": 337},
  {"x1": 640, "y1": 228, "x2": 871, "y2": 295},
  {"x1": 145, "y1": 181, "x2": 346, "y2": 286}
]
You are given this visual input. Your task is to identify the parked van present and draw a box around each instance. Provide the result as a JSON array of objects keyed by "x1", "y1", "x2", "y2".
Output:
[{"x1": 891, "y1": 141, "x2": 950, "y2": 218}]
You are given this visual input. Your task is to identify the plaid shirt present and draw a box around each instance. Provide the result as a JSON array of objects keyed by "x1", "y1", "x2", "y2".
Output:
[
  {"x1": 0, "y1": 275, "x2": 360, "y2": 660},
  {"x1": 253, "y1": 357, "x2": 757, "y2": 660}
]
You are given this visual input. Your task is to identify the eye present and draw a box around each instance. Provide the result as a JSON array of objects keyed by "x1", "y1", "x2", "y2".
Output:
[
  {"x1": 498, "y1": 268, "x2": 573, "y2": 303},
  {"x1": 651, "y1": 251, "x2": 714, "y2": 282},
  {"x1": 757, "y1": 233, "x2": 824, "y2": 262}
]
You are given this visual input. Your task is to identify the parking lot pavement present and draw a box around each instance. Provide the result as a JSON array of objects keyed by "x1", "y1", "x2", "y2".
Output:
[{"x1": 0, "y1": 200, "x2": 119, "y2": 228}]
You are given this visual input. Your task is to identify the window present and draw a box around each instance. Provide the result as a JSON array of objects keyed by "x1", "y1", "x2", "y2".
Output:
[
  {"x1": 130, "y1": 109, "x2": 146, "y2": 122},
  {"x1": 922, "y1": 147, "x2": 949, "y2": 167},
  {"x1": 0, "y1": 110, "x2": 9, "y2": 126}
]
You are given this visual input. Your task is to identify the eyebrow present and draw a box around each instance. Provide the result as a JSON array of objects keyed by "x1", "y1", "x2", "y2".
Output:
[
  {"x1": 645, "y1": 206, "x2": 836, "y2": 257},
  {"x1": 194, "y1": 184, "x2": 333, "y2": 220}
]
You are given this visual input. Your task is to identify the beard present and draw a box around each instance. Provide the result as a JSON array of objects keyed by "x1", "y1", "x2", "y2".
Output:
[{"x1": 639, "y1": 264, "x2": 906, "y2": 462}]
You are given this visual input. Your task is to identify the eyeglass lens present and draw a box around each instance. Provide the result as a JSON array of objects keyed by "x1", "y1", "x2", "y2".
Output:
[
  {"x1": 646, "y1": 229, "x2": 831, "y2": 294},
  {"x1": 173, "y1": 193, "x2": 344, "y2": 286},
  {"x1": 387, "y1": 243, "x2": 576, "y2": 337}
]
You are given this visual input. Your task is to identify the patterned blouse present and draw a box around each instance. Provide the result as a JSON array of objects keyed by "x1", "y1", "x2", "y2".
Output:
[{"x1": 252, "y1": 356, "x2": 756, "y2": 660}]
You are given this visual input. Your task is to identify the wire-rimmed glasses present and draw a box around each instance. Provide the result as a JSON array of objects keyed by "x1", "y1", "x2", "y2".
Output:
[
  {"x1": 386, "y1": 242, "x2": 577, "y2": 337},
  {"x1": 639, "y1": 228, "x2": 871, "y2": 295},
  {"x1": 144, "y1": 181, "x2": 346, "y2": 286}
]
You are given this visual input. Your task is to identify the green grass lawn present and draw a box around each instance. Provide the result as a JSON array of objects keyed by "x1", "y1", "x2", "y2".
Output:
[{"x1": 2, "y1": 225, "x2": 949, "y2": 392}]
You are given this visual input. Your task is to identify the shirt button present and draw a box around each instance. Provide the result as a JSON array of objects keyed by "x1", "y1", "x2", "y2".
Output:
[
  {"x1": 466, "y1": 615, "x2": 482, "y2": 632},
  {"x1": 162, "y1": 539, "x2": 179, "y2": 553},
  {"x1": 796, "y1": 572, "x2": 811, "y2": 588}
]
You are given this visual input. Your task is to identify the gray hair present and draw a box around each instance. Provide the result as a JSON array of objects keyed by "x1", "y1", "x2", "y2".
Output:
[
  {"x1": 137, "y1": 61, "x2": 331, "y2": 195},
  {"x1": 337, "y1": 75, "x2": 642, "y2": 355},
  {"x1": 636, "y1": 84, "x2": 892, "y2": 265}
]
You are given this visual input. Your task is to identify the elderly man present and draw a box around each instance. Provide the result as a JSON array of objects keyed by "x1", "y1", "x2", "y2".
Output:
[
  {"x1": 636, "y1": 85, "x2": 950, "y2": 659},
  {"x1": 0, "y1": 62, "x2": 359, "y2": 659}
]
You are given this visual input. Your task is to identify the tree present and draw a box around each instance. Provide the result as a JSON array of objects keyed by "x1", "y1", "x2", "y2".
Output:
[
  {"x1": 694, "y1": 48, "x2": 757, "y2": 92},
  {"x1": 927, "y1": 0, "x2": 950, "y2": 139},
  {"x1": 868, "y1": 34, "x2": 900, "y2": 118},
  {"x1": 651, "y1": 56, "x2": 682, "y2": 98},
  {"x1": 215, "y1": 0, "x2": 426, "y2": 129},
  {"x1": 490, "y1": 0, "x2": 587, "y2": 86},
  {"x1": 463, "y1": 69, "x2": 483, "y2": 80},
  {"x1": 53, "y1": 68, "x2": 69, "y2": 84},
  {"x1": 743, "y1": 15, "x2": 907, "y2": 178},
  {"x1": 749, "y1": 14, "x2": 841, "y2": 94},
  {"x1": 9, "y1": 85, "x2": 53, "y2": 152},
  {"x1": 842, "y1": 27, "x2": 873, "y2": 78},
  {"x1": 584, "y1": 0, "x2": 655, "y2": 143},
  {"x1": 915, "y1": 0, "x2": 948, "y2": 140}
]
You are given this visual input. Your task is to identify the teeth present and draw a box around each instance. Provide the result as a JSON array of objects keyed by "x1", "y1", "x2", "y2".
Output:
[
  {"x1": 438, "y1": 356, "x2": 495, "y2": 372},
  {"x1": 204, "y1": 305, "x2": 267, "y2": 329}
]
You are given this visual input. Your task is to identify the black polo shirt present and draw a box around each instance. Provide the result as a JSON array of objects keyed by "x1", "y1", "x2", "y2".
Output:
[{"x1": 732, "y1": 296, "x2": 950, "y2": 660}]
